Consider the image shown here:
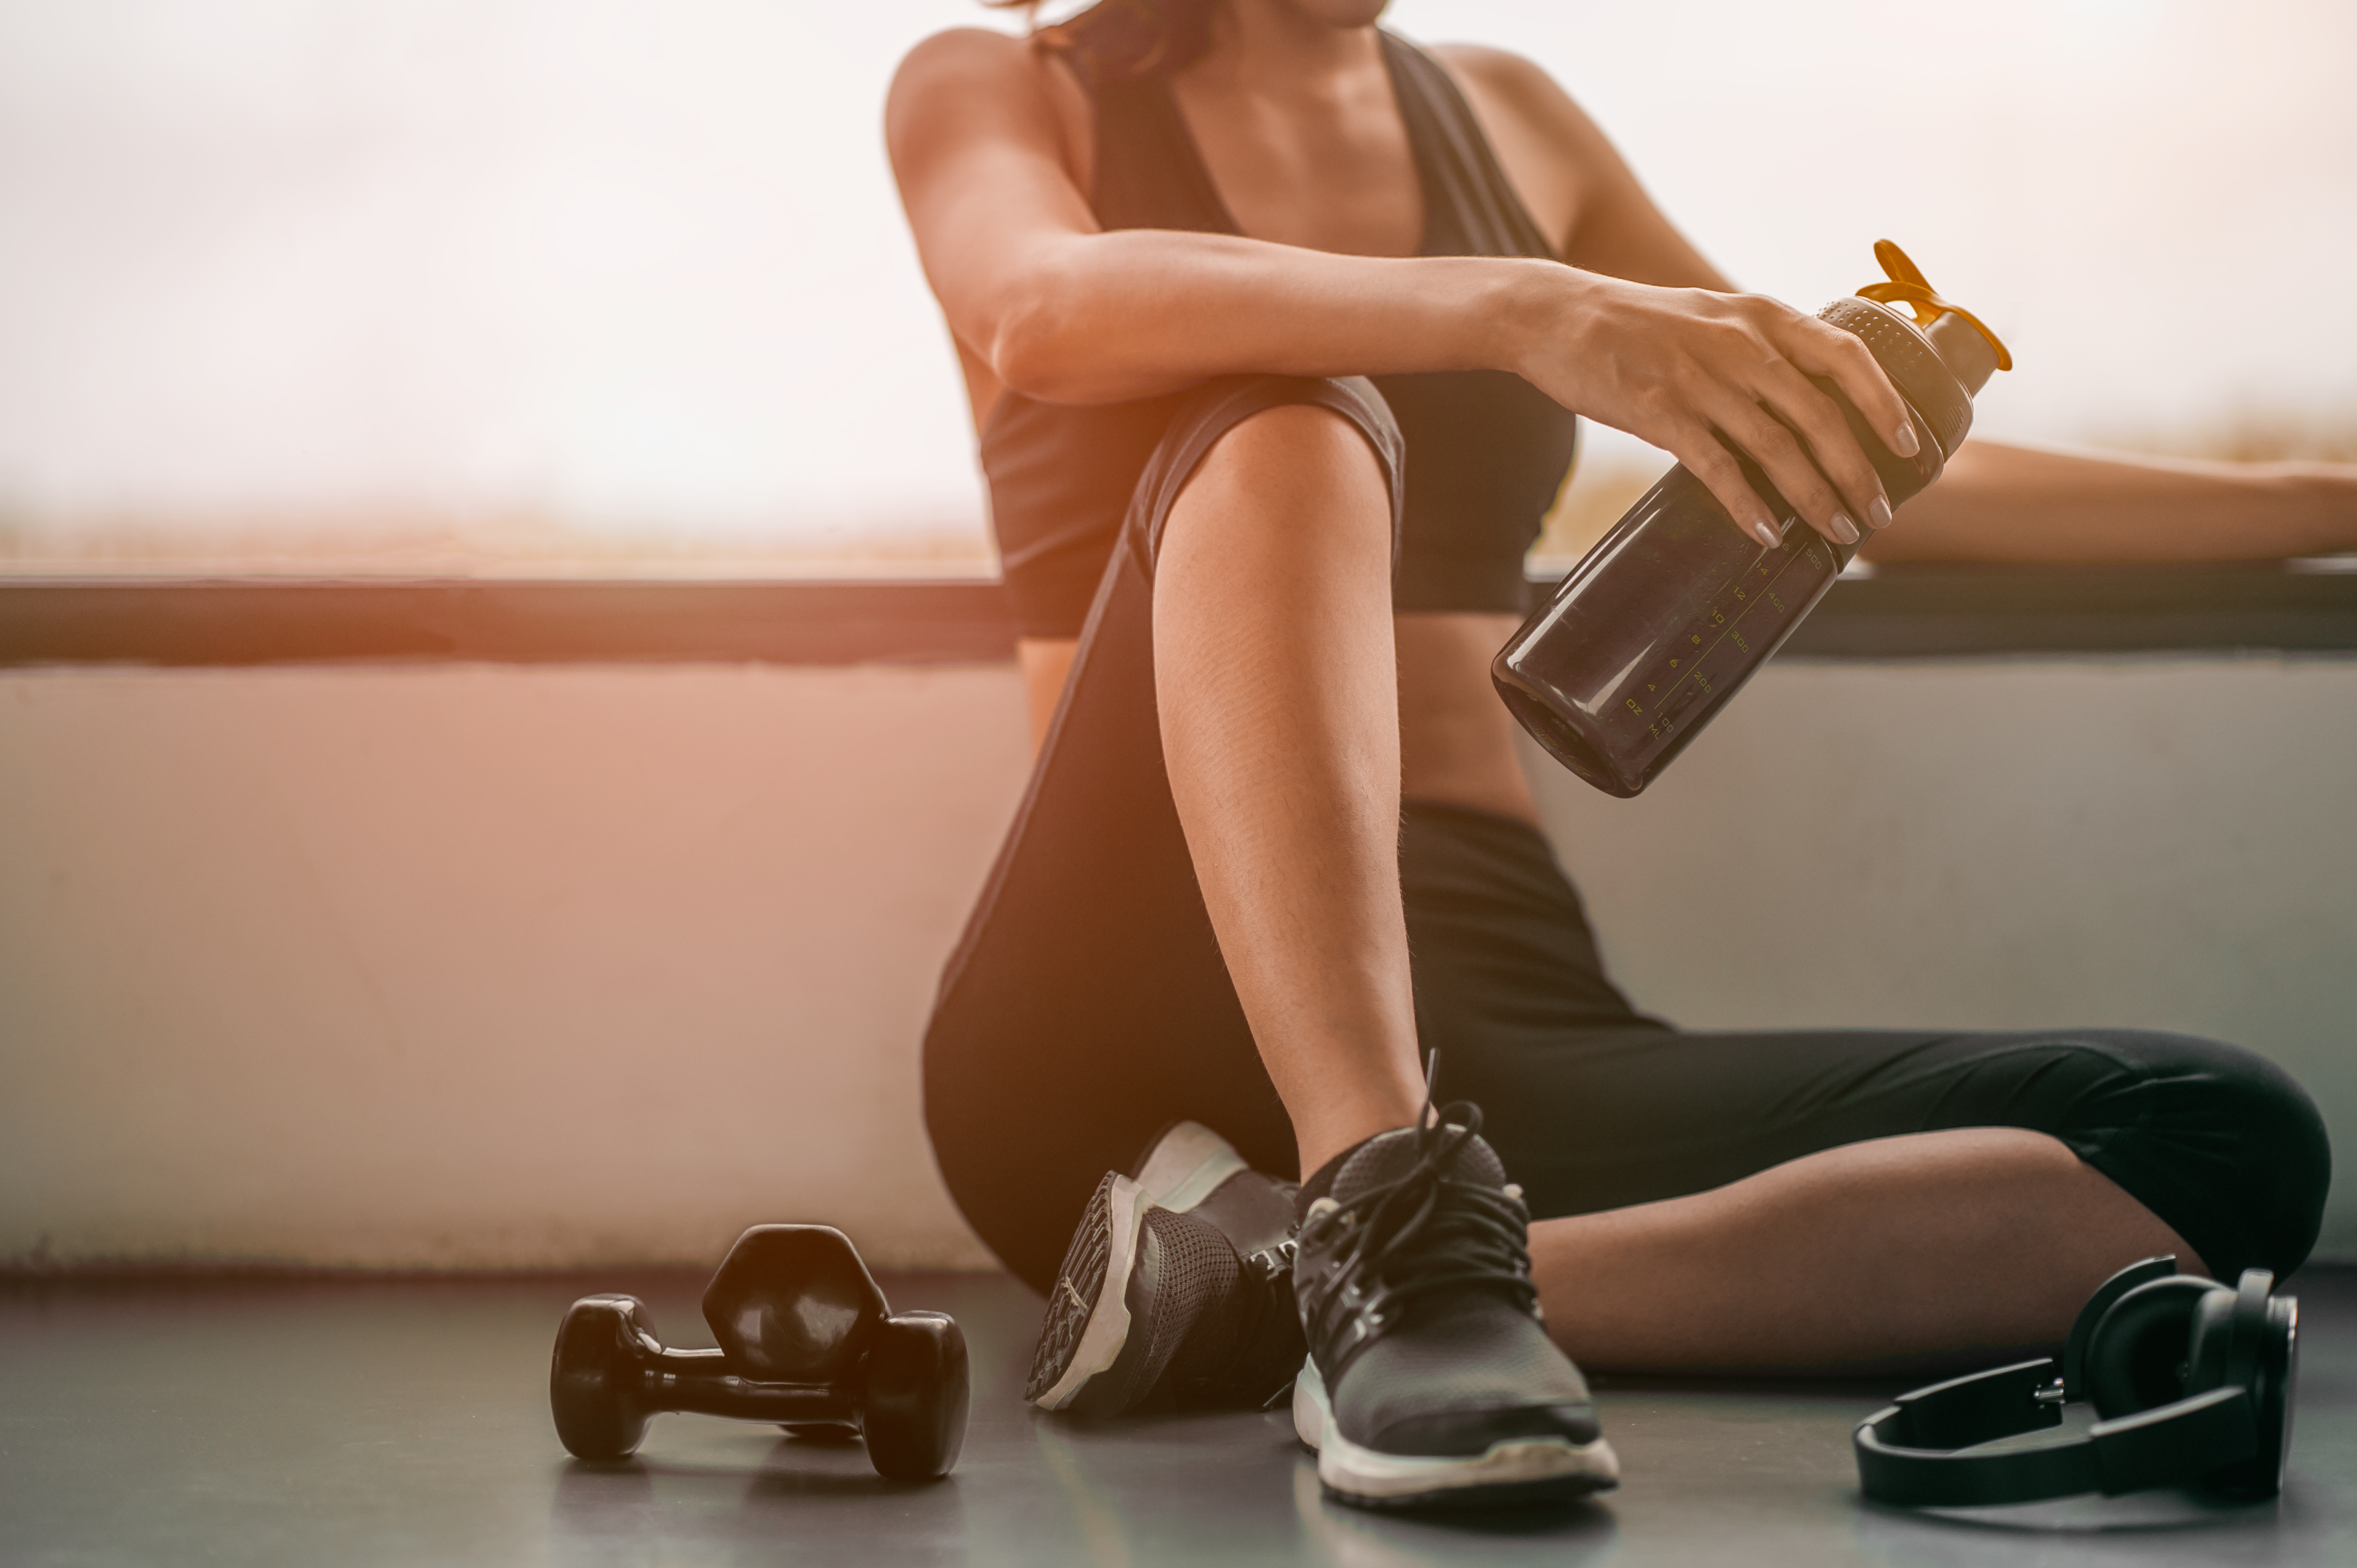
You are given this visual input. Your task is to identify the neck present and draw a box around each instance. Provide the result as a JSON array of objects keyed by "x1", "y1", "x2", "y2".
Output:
[{"x1": 1191, "y1": 0, "x2": 1384, "y2": 92}]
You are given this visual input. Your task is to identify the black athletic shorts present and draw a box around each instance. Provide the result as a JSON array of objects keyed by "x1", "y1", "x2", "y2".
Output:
[{"x1": 922, "y1": 373, "x2": 2332, "y2": 1297}]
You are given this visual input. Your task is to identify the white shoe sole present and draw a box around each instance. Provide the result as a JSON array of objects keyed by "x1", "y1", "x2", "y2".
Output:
[
  {"x1": 1029, "y1": 1175, "x2": 1148, "y2": 1413},
  {"x1": 1133, "y1": 1121, "x2": 1249, "y2": 1212},
  {"x1": 1292, "y1": 1357, "x2": 1620, "y2": 1508}
]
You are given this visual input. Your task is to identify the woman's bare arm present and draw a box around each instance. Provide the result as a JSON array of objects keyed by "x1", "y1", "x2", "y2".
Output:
[
  {"x1": 1865, "y1": 438, "x2": 2357, "y2": 563},
  {"x1": 886, "y1": 28, "x2": 1917, "y2": 551}
]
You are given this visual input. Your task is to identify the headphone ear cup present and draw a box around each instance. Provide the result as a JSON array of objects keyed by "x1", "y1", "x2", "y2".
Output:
[
  {"x1": 2203, "y1": 1285, "x2": 2297, "y2": 1502},
  {"x1": 2062, "y1": 1256, "x2": 2178, "y2": 1399},
  {"x1": 2226, "y1": 1271, "x2": 2277, "y2": 1391},
  {"x1": 2084, "y1": 1276, "x2": 2218, "y2": 1420},
  {"x1": 2180, "y1": 1269, "x2": 2280, "y2": 1399},
  {"x1": 2181, "y1": 1287, "x2": 2239, "y2": 1394}
]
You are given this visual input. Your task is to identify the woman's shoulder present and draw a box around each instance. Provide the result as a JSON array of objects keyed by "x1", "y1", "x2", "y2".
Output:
[
  {"x1": 887, "y1": 27, "x2": 1091, "y2": 182},
  {"x1": 1421, "y1": 41, "x2": 1552, "y2": 88},
  {"x1": 892, "y1": 26, "x2": 1044, "y2": 98},
  {"x1": 1420, "y1": 41, "x2": 1596, "y2": 142},
  {"x1": 893, "y1": 25, "x2": 1097, "y2": 121}
]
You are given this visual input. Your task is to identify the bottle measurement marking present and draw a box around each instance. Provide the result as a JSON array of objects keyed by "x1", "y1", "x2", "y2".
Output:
[{"x1": 1627, "y1": 531, "x2": 1825, "y2": 746}]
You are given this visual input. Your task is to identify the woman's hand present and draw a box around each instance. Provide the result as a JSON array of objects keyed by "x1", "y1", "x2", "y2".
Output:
[{"x1": 1504, "y1": 270, "x2": 1920, "y2": 551}]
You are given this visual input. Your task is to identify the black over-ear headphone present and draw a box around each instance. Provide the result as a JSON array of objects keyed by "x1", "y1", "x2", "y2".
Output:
[{"x1": 1854, "y1": 1257, "x2": 2298, "y2": 1506}]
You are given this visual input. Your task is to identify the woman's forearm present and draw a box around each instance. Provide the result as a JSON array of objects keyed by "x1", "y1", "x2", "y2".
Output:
[
  {"x1": 1863, "y1": 438, "x2": 2357, "y2": 564},
  {"x1": 886, "y1": 33, "x2": 1557, "y2": 405},
  {"x1": 978, "y1": 232, "x2": 1552, "y2": 405}
]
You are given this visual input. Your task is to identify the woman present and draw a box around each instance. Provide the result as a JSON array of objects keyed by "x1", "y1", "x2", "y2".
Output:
[{"x1": 888, "y1": 0, "x2": 2343, "y2": 1509}]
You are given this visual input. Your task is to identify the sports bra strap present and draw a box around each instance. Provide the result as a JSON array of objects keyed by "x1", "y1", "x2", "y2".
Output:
[
  {"x1": 1379, "y1": 35, "x2": 1557, "y2": 263},
  {"x1": 1059, "y1": 28, "x2": 1560, "y2": 264}
]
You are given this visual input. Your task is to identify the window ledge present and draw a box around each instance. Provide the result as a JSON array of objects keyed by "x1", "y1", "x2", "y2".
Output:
[{"x1": 1, "y1": 562, "x2": 2351, "y2": 669}]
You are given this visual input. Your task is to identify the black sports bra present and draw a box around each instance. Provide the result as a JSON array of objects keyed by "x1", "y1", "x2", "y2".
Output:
[{"x1": 980, "y1": 31, "x2": 1578, "y2": 640}]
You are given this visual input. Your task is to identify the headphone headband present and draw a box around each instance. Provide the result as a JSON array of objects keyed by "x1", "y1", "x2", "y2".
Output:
[
  {"x1": 1854, "y1": 1258, "x2": 2295, "y2": 1508},
  {"x1": 1855, "y1": 1362, "x2": 2257, "y2": 1506}
]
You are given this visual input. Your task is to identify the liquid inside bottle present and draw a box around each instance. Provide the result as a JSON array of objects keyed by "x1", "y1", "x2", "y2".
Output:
[{"x1": 1493, "y1": 245, "x2": 2008, "y2": 797}]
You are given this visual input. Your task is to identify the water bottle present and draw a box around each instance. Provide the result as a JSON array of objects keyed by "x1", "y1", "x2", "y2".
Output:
[{"x1": 1493, "y1": 242, "x2": 2011, "y2": 797}]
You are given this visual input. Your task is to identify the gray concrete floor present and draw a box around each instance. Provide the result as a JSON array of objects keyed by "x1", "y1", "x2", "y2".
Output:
[{"x1": 2, "y1": 1265, "x2": 2350, "y2": 1566}]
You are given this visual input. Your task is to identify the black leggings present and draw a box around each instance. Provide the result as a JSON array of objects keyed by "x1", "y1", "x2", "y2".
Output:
[{"x1": 922, "y1": 374, "x2": 2332, "y2": 1297}]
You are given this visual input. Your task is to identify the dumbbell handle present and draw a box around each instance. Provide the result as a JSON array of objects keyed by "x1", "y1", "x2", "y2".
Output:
[
  {"x1": 626, "y1": 1340, "x2": 861, "y2": 1427},
  {"x1": 553, "y1": 1286, "x2": 965, "y2": 1479}
]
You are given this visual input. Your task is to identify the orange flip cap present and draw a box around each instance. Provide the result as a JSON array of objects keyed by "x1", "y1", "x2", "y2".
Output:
[{"x1": 1857, "y1": 238, "x2": 2014, "y2": 373}]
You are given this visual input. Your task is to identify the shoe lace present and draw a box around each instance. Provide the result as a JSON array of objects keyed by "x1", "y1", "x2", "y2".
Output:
[{"x1": 1296, "y1": 1093, "x2": 1538, "y2": 1352}]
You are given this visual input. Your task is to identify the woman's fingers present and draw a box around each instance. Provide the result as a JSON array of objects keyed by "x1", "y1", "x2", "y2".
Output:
[
  {"x1": 1669, "y1": 424, "x2": 1783, "y2": 549},
  {"x1": 1774, "y1": 313, "x2": 1918, "y2": 466},
  {"x1": 1699, "y1": 301, "x2": 1908, "y2": 547},
  {"x1": 1750, "y1": 360, "x2": 1888, "y2": 537},
  {"x1": 1710, "y1": 396, "x2": 1856, "y2": 548}
]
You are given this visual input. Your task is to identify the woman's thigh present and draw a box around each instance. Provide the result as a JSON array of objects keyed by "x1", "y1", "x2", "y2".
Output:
[{"x1": 1452, "y1": 1021, "x2": 2330, "y2": 1280}]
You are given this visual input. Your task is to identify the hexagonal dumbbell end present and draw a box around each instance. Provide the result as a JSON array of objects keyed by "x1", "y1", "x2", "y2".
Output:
[
  {"x1": 703, "y1": 1225, "x2": 969, "y2": 1481},
  {"x1": 700, "y1": 1225, "x2": 889, "y2": 1382}
]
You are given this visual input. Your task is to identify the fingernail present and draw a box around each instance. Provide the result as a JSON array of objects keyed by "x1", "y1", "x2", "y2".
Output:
[
  {"x1": 1830, "y1": 512, "x2": 1859, "y2": 545},
  {"x1": 1892, "y1": 424, "x2": 1920, "y2": 459},
  {"x1": 1868, "y1": 496, "x2": 1894, "y2": 530},
  {"x1": 1753, "y1": 520, "x2": 1780, "y2": 549}
]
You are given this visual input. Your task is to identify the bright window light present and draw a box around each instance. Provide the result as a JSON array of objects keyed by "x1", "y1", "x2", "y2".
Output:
[{"x1": 0, "y1": 1, "x2": 2350, "y2": 576}]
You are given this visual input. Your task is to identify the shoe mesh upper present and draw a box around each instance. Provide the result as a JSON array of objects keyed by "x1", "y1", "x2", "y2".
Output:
[
  {"x1": 1134, "y1": 1206, "x2": 1235, "y2": 1380},
  {"x1": 1026, "y1": 1160, "x2": 1307, "y2": 1416},
  {"x1": 1296, "y1": 1112, "x2": 1599, "y2": 1457},
  {"x1": 1331, "y1": 1293, "x2": 1596, "y2": 1455},
  {"x1": 1143, "y1": 1206, "x2": 1304, "y2": 1405}
]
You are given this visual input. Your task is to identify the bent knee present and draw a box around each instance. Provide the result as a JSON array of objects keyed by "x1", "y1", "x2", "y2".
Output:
[
  {"x1": 2052, "y1": 1030, "x2": 2331, "y2": 1280},
  {"x1": 1138, "y1": 377, "x2": 1403, "y2": 576},
  {"x1": 1156, "y1": 403, "x2": 1398, "y2": 594},
  {"x1": 1185, "y1": 399, "x2": 1393, "y2": 517},
  {"x1": 1207, "y1": 397, "x2": 1385, "y2": 464}
]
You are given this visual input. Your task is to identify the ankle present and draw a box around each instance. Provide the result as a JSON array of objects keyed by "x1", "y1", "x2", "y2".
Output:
[
  {"x1": 1296, "y1": 1133, "x2": 1378, "y2": 1218},
  {"x1": 1294, "y1": 1098, "x2": 1421, "y2": 1183}
]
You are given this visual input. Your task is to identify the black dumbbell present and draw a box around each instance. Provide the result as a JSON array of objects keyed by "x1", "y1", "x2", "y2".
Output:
[{"x1": 550, "y1": 1224, "x2": 968, "y2": 1481}]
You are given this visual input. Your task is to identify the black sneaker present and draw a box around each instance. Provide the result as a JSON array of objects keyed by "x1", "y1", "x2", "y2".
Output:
[
  {"x1": 1025, "y1": 1122, "x2": 1305, "y2": 1415},
  {"x1": 1292, "y1": 1105, "x2": 1619, "y2": 1509}
]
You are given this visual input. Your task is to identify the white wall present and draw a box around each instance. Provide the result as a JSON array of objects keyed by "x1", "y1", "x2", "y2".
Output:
[{"x1": 2, "y1": 655, "x2": 2351, "y2": 1272}]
